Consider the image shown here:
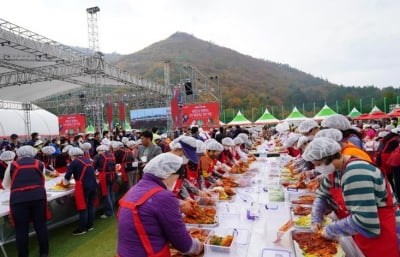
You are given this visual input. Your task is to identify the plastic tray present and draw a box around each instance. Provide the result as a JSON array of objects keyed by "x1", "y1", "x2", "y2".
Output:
[
  {"x1": 261, "y1": 248, "x2": 292, "y2": 257},
  {"x1": 291, "y1": 230, "x2": 346, "y2": 257},
  {"x1": 204, "y1": 228, "x2": 237, "y2": 256}
]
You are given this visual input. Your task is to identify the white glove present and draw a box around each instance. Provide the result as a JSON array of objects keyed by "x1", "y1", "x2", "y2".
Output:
[
  {"x1": 132, "y1": 161, "x2": 139, "y2": 167},
  {"x1": 311, "y1": 223, "x2": 321, "y2": 233}
]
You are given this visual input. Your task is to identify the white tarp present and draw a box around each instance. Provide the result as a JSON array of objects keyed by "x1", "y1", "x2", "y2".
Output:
[{"x1": 0, "y1": 101, "x2": 59, "y2": 139}]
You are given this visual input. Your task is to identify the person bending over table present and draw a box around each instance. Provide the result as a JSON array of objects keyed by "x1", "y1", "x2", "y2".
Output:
[
  {"x1": 303, "y1": 137, "x2": 400, "y2": 257},
  {"x1": 117, "y1": 152, "x2": 203, "y2": 257}
]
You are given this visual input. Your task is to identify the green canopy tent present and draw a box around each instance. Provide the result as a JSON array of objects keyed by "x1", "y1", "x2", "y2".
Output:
[
  {"x1": 254, "y1": 107, "x2": 280, "y2": 125},
  {"x1": 313, "y1": 104, "x2": 337, "y2": 121},
  {"x1": 85, "y1": 125, "x2": 95, "y2": 134},
  {"x1": 102, "y1": 123, "x2": 109, "y2": 132},
  {"x1": 284, "y1": 107, "x2": 307, "y2": 124},
  {"x1": 227, "y1": 110, "x2": 252, "y2": 126},
  {"x1": 124, "y1": 122, "x2": 131, "y2": 131},
  {"x1": 347, "y1": 107, "x2": 362, "y2": 118}
]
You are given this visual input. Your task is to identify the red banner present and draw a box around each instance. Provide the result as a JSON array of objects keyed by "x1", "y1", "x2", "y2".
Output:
[
  {"x1": 170, "y1": 86, "x2": 181, "y2": 127},
  {"x1": 119, "y1": 102, "x2": 125, "y2": 126},
  {"x1": 58, "y1": 114, "x2": 86, "y2": 135},
  {"x1": 171, "y1": 102, "x2": 220, "y2": 129}
]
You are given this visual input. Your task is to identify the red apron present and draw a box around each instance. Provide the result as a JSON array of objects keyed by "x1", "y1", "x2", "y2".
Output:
[
  {"x1": 9, "y1": 160, "x2": 51, "y2": 225},
  {"x1": 74, "y1": 158, "x2": 91, "y2": 210},
  {"x1": 118, "y1": 187, "x2": 170, "y2": 257},
  {"x1": 185, "y1": 163, "x2": 199, "y2": 189},
  {"x1": 376, "y1": 137, "x2": 398, "y2": 176},
  {"x1": 98, "y1": 153, "x2": 116, "y2": 197},
  {"x1": 172, "y1": 178, "x2": 184, "y2": 198},
  {"x1": 119, "y1": 150, "x2": 128, "y2": 183},
  {"x1": 329, "y1": 159, "x2": 399, "y2": 257}
]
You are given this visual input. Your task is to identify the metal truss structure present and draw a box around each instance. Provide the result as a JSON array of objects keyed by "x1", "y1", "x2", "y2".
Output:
[{"x1": 0, "y1": 18, "x2": 171, "y2": 103}]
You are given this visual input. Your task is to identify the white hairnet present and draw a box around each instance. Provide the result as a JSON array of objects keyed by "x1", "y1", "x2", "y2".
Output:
[
  {"x1": 101, "y1": 138, "x2": 111, "y2": 146},
  {"x1": 169, "y1": 135, "x2": 197, "y2": 150},
  {"x1": 16, "y1": 145, "x2": 36, "y2": 157},
  {"x1": 121, "y1": 137, "x2": 129, "y2": 145},
  {"x1": 153, "y1": 135, "x2": 161, "y2": 141},
  {"x1": 302, "y1": 137, "x2": 342, "y2": 162},
  {"x1": 96, "y1": 145, "x2": 109, "y2": 152},
  {"x1": 126, "y1": 140, "x2": 138, "y2": 147},
  {"x1": 69, "y1": 147, "x2": 84, "y2": 156},
  {"x1": 314, "y1": 128, "x2": 343, "y2": 142},
  {"x1": 143, "y1": 152, "x2": 183, "y2": 179},
  {"x1": 372, "y1": 124, "x2": 380, "y2": 130},
  {"x1": 321, "y1": 114, "x2": 351, "y2": 130},
  {"x1": 237, "y1": 133, "x2": 249, "y2": 142},
  {"x1": 206, "y1": 141, "x2": 223, "y2": 151},
  {"x1": 160, "y1": 134, "x2": 167, "y2": 139},
  {"x1": 41, "y1": 146, "x2": 56, "y2": 155},
  {"x1": 221, "y1": 137, "x2": 234, "y2": 146},
  {"x1": 391, "y1": 128, "x2": 400, "y2": 134},
  {"x1": 0, "y1": 151, "x2": 15, "y2": 161},
  {"x1": 296, "y1": 136, "x2": 312, "y2": 149},
  {"x1": 62, "y1": 145, "x2": 72, "y2": 153},
  {"x1": 378, "y1": 131, "x2": 390, "y2": 138},
  {"x1": 80, "y1": 142, "x2": 92, "y2": 151},
  {"x1": 275, "y1": 122, "x2": 290, "y2": 134},
  {"x1": 33, "y1": 140, "x2": 44, "y2": 147},
  {"x1": 110, "y1": 141, "x2": 121, "y2": 149},
  {"x1": 283, "y1": 133, "x2": 301, "y2": 148},
  {"x1": 233, "y1": 137, "x2": 244, "y2": 145},
  {"x1": 196, "y1": 140, "x2": 206, "y2": 154},
  {"x1": 298, "y1": 119, "x2": 318, "y2": 134}
]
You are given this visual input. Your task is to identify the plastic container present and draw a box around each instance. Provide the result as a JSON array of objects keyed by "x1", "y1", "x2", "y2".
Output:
[
  {"x1": 195, "y1": 192, "x2": 219, "y2": 206},
  {"x1": 261, "y1": 248, "x2": 291, "y2": 257},
  {"x1": 204, "y1": 229, "x2": 237, "y2": 256}
]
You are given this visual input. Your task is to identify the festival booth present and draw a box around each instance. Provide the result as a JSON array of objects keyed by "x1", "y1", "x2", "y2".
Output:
[
  {"x1": 347, "y1": 107, "x2": 362, "y2": 118},
  {"x1": 0, "y1": 100, "x2": 59, "y2": 139},
  {"x1": 388, "y1": 108, "x2": 400, "y2": 117},
  {"x1": 313, "y1": 104, "x2": 337, "y2": 121},
  {"x1": 253, "y1": 108, "x2": 280, "y2": 125},
  {"x1": 85, "y1": 125, "x2": 95, "y2": 134},
  {"x1": 367, "y1": 106, "x2": 389, "y2": 120},
  {"x1": 228, "y1": 110, "x2": 253, "y2": 126},
  {"x1": 284, "y1": 107, "x2": 307, "y2": 125}
]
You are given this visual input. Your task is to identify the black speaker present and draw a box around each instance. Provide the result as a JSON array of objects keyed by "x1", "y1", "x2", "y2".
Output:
[{"x1": 184, "y1": 82, "x2": 193, "y2": 95}]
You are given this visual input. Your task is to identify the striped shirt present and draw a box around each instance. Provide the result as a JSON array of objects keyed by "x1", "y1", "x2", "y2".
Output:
[{"x1": 317, "y1": 159, "x2": 400, "y2": 238}]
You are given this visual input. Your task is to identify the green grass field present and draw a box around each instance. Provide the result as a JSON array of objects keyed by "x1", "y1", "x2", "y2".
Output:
[{"x1": 4, "y1": 216, "x2": 118, "y2": 257}]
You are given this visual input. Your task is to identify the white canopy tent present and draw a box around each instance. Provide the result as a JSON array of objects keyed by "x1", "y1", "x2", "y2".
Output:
[{"x1": 0, "y1": 100, "x2": 59, "y2": 139}]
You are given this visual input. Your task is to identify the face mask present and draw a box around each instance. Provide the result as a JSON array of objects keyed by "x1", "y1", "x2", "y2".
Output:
[
  {"x1": 315, "y1": 163, "x2": 336, "y2": 176},
  {"x1": 182, "y1": 155, "x2": 189, "y2": 164},
  {"x1": 87, "y1": 136, "x2": 94, "y2": 140}
]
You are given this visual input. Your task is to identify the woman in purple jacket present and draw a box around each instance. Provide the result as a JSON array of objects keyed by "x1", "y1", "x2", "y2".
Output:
[{"x1": 117, "y1": 152, "x2": 203, "y2": 257}]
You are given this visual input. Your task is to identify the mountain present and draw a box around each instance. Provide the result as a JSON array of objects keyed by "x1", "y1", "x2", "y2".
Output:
[
  {"x1": 71, "y1": 46, "x2": 122, "y2": 62},
  {"x1": 113, "y1": 32, "x2": 400, "y2": 120}
]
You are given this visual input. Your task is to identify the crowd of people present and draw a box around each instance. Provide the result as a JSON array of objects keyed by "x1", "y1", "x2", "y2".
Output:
[
  {"x1": 1, "y1": 114, "x2": 400, "y2": 256},
  {"x1": 0, "y1": 124, "x2": 257, "y2": 257}
]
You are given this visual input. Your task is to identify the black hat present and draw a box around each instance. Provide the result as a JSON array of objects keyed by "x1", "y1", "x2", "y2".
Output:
[
  {"x1": 391, "y1": 117, "x2": 398, "y2": 121},
  {"x1": 10, "y1": 134, "x2": 18, "y2": 139}
]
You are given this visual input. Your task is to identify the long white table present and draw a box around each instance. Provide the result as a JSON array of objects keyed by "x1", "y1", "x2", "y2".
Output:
[{"x1": 204, "y1": 157, "x2": 363, "y2": 257}]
